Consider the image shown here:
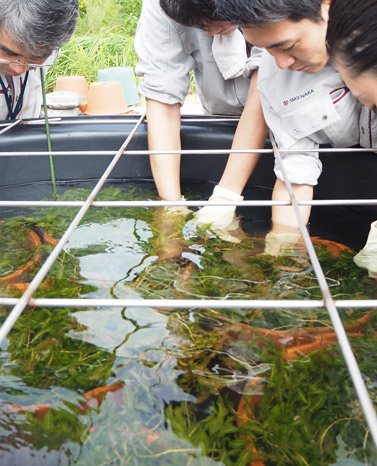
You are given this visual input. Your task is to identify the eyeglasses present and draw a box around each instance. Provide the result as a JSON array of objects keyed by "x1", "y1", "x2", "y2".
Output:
[{"x1": 0, "y1": 52, "x2": 58, "y2": 70}]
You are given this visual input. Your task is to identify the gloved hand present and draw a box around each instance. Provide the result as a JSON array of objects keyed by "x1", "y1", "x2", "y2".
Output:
[
  {"x1": 353, "y1": 221, "x2": 377, "y2": 278},
  {"x1": 164, "y1": 196, "x2": 192, "y2": 218},
  {"x1": 264, "y1": 231, "x2": 305, "y2": 257},
  {"x1": 193, "y1": 185, "x2": 243, "y2": 230},
  {"x1": 184, "y1": 216, "x2": 243, "y2": 243}
]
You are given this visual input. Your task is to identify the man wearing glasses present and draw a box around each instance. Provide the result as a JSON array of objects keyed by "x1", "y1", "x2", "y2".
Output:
[{"x1": 0, "y1": 0, "x2": 78, "y2": 120}]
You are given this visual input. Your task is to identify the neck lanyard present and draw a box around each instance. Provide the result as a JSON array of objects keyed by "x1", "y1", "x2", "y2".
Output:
[{"x1": 0, "y1": 71, "x2": 29, "y2": 120}]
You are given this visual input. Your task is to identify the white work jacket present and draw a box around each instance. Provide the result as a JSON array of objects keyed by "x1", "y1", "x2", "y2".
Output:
[
  {"x1": 0, "y1": 69, "x2": 42, "y2": 120},
  {"x1": 134, "y1": 0, "x2": 250, "y2": 116},
  {"x1": 249, "y1": 49, "x2": 362, "y2": 185}
]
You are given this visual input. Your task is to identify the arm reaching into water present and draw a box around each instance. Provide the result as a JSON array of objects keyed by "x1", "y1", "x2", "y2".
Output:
[
  {"x1": 218, "y1": 72, "x2": 268, "y2": 194},
  {"x1": 264, "y1": 179, "x2": 313, "y2": 256},
  {"x1": 146, "y1": 99, "x2": 182, "y2": 201},
  {"x1": 194, "y1": 71, "x2": 269, "y2": 230}
]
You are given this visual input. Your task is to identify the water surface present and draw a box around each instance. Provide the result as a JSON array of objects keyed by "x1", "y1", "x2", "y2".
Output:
[{"x1": 0, "y1": 181, "x2": 376, "y2": 465}]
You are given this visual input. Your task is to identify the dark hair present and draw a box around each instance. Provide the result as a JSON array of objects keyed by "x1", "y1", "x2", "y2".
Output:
[
  {"x1": 327, "y1": 0, "x2": 377, "y2": 76},
  {"x1": 0, "y1": 0, "x2": 78, "y2": 59},
  {"x1": 160, "y1": 0, "x2": 222, "y2": 29},
  {"x1": 214, "y1": 0, "x2": 325, "y2": 26}
]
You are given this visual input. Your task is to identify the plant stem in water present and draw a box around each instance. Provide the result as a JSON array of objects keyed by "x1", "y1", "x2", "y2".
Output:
[{"x1": 40, "y1": 68, "x2": 57, "y2": 200}]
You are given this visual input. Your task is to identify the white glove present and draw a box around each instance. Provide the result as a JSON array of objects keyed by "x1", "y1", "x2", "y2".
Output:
[
  {"x1": 353, "y1": 221, "x2": 377, "y2": 277},
  {"x1": 193, "y1": 185, "x2": 243, "y2": 230},
  {"x1": 164, "y1": 196, "x2": 192, "y2": 218},
  {"x1": 264, "y1": 231, "x2": 304, "y2": 256}
]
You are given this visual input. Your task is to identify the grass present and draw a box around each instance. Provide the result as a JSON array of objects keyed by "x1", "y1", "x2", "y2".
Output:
[
  {"x1": 45, "y1": 0, "x2": 196, "y2": 95},
  {"x1": 45, "y1": 0, "x2": 141, "y2": 93},
  {"x1": 45, "y1": 32, "x2": 138, "y2": 93},
  {"x1": 76, "y1": 0, "x2": 142, "y2": 37}
]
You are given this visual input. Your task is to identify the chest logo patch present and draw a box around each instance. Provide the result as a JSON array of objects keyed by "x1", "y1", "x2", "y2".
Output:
[{"x1": 283, "y1": 89, "x2": 314, "y2": 106}]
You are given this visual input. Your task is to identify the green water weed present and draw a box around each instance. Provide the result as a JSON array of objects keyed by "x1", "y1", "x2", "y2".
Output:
[{"x1": 1, "y1": 185, "x2": 377, "y2": 464}]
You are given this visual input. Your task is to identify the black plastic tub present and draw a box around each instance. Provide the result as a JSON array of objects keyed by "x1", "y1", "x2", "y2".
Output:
[{"x1": 0, "y1": 115, "x2": 274, "y2": 191}]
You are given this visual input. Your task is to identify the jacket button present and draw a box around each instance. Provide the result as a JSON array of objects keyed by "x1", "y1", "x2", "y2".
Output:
[{"x1": 322, "y1": 114, "x2": 328, "y2": 120}]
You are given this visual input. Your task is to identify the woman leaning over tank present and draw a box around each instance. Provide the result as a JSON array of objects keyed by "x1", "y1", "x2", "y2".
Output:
[{"x1": 327, "y1": 0, "x2": 377, "y2": 278}]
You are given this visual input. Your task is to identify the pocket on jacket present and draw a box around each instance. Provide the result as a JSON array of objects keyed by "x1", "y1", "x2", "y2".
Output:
[{"x1": 279, "y1": 91, "x2": 340, "y2": 141}]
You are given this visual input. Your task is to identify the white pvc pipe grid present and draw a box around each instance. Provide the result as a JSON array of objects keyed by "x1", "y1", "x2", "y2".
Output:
[
  {"x1": 0, "y1": 147, "x2": 376, "y2": 157},
  {"x1": 0, "y1": 141, "x2": 376, "y2": 309},
  {"x1": 1, "y1": 297, "x2": 377, "y2": 308},
  {"x1": 0, "y1": 199, "x2": 376, "y2": 208},
  {"x1": 19, "y1": 116, "x2": 242, "y2": 126},
  {"x1": 0, "y1": 119, "x2": 21, "y2": 135},
  {"x1": 0, "y1": 116, "x2": 377, "y2": 445}
]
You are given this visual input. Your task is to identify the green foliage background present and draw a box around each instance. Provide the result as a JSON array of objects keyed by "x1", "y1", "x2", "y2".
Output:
[{"x1": 46, "y1": 0, "x2": 143, "y2": 92}]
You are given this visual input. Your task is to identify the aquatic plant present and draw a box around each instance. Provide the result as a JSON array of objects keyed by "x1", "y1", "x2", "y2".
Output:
[{"x1": 0, "y1": 184, "x2": 376, "y2": 464}]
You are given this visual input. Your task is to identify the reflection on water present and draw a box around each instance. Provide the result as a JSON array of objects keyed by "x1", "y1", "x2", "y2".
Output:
[
  {"x1": 64, "y1": 218, "x2": 154, "y2": 294},
  {"x1": 0, "y1": 183, "x2": 377, "y2": 465}
]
